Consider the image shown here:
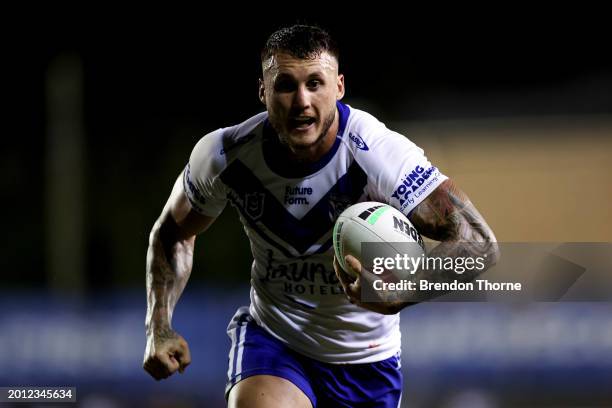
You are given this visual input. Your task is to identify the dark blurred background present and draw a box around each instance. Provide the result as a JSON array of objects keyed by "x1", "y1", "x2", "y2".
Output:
[{"x1": 2, "y1": 11, "x2": 612, "y2": 408}]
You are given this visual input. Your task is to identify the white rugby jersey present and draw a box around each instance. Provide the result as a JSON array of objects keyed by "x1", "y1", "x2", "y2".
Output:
[{"x1": 184, "y1": 102, "x2": 447, "y2": 364}]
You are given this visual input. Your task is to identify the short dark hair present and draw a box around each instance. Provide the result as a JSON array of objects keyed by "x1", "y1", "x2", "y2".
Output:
[{"x1": 261, "y1": 25, "x2": 339, "y2": 63}]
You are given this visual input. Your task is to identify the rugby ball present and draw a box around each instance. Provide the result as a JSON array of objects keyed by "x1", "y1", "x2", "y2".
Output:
[{"x1": 332, "y1": 201, "x2": 425, "y2": 277}]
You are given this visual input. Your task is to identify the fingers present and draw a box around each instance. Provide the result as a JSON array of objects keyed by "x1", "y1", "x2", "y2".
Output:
[
  {"x1": 345, "y1": 255, "x2": 378, "y2": 286},
  {"x1": 334, "y1": 257, "x2": 356, "y2": 288},
  {"x1": 332, "y1": 255, "x2": 344, "y2": 276},
  {"x1": 333, "y1": 256, "x2": 361, "y2": 303},
  {"x1": 158, "y1": 352, "x2": 181, "y2": 377},
  {"x1": 345, "y1": 254, "x2": 361, "y2": 274},
  {"x1": 143, "y1": 338, "x2": 191, "y2": 380},
  {"x1": 144, "y1": 352, "x2": 179, "y2": 380},
  {"x1": 174, "y1": 340, "x2": 192, "y2": 373},
  {"x1": 333, "y1": 257, "x2": 351, "y2": 283},
  {"x1": 344, "y1": 255, "x2": 362, "y2": 292}
]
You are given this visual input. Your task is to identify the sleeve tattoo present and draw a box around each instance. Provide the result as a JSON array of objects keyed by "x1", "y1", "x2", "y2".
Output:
[
  {"x1": 399, "y1": 179, "x2": 500, "y2": 302},
  {"x1": 145, "y1": 222, "x2": 195, "y2": 336},
  {"x1": 414, "y1": 179, "x2": 498, "y2": 265}
]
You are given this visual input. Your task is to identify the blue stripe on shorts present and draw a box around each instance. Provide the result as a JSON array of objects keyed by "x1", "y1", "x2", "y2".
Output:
[{"x1": 225, "y1": 306, "x2": 403, "y2": 408}]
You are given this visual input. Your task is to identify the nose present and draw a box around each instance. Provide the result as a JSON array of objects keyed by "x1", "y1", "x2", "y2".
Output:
[{"x1": 292, "y1": 84, "x2": 311, "y2": 111}]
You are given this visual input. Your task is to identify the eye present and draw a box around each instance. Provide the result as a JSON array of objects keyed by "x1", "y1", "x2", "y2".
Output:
[
  {"x1": 274, "y1": 78, "x2": 296, "y2": 93},
  {"x1": 307, "y1": 79, "x2": 321, "y2": 89}
]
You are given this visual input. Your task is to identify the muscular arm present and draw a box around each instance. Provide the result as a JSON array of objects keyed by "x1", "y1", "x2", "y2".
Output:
[
  {"x1": 410, "y1": 178, "x2": 498, "y2": 262},
  {"x1": 406, "y1": 178, "x2": 499, "y2": 284},
  {"x1": 143, "y1": 173, "x2": 216, "y2": 379},
  {"x1": 336, "y1": 178, "x2": 499, "y2": 314}
]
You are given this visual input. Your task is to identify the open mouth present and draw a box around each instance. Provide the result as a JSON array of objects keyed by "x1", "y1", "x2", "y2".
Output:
[{"x1": 289, "y1": 116, "x2": 316, "y2": 131}]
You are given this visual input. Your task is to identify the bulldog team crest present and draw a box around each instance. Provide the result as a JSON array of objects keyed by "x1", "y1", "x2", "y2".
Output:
[
  {"x1": 328, "y1": 194, "x2": 352, "y2": 221},
  {"x1": 245, "y1": 192, "x2": 265, "y2": 220}
]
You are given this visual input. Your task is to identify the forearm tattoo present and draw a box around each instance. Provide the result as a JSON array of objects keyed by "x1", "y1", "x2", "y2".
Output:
[
  {"x1": 402, "y1": 179, "x2": 500, "y2": 299},
  {"x1": 145, "y1": 226, "x2": 194, "y2": 335}
]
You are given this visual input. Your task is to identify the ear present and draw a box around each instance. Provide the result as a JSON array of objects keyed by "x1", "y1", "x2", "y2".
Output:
[
  {"x1": 258, "y1": 78, "x2": 266, "y2": 106},
  {"x1": 336, "y1": 74, "x2": 345, "y2": 100}
]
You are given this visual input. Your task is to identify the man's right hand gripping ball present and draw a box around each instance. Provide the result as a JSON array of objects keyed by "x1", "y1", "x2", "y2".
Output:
[{"x1": 143, "y1": 327, "x2": 192, "y2": 380}]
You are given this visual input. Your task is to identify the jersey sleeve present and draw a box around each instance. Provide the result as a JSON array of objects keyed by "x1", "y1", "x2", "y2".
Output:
[
  {"x1": 182, "y1": 129, "x2": 229, "y2": 217},
  {"x1": 359, "y1": 128, "x2": 448, "y2": 217}
]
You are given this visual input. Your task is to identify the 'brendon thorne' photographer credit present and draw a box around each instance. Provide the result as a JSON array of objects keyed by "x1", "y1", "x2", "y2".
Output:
[{"x1": 369, "y1": 253, "x2": 522, "y2": 293}]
